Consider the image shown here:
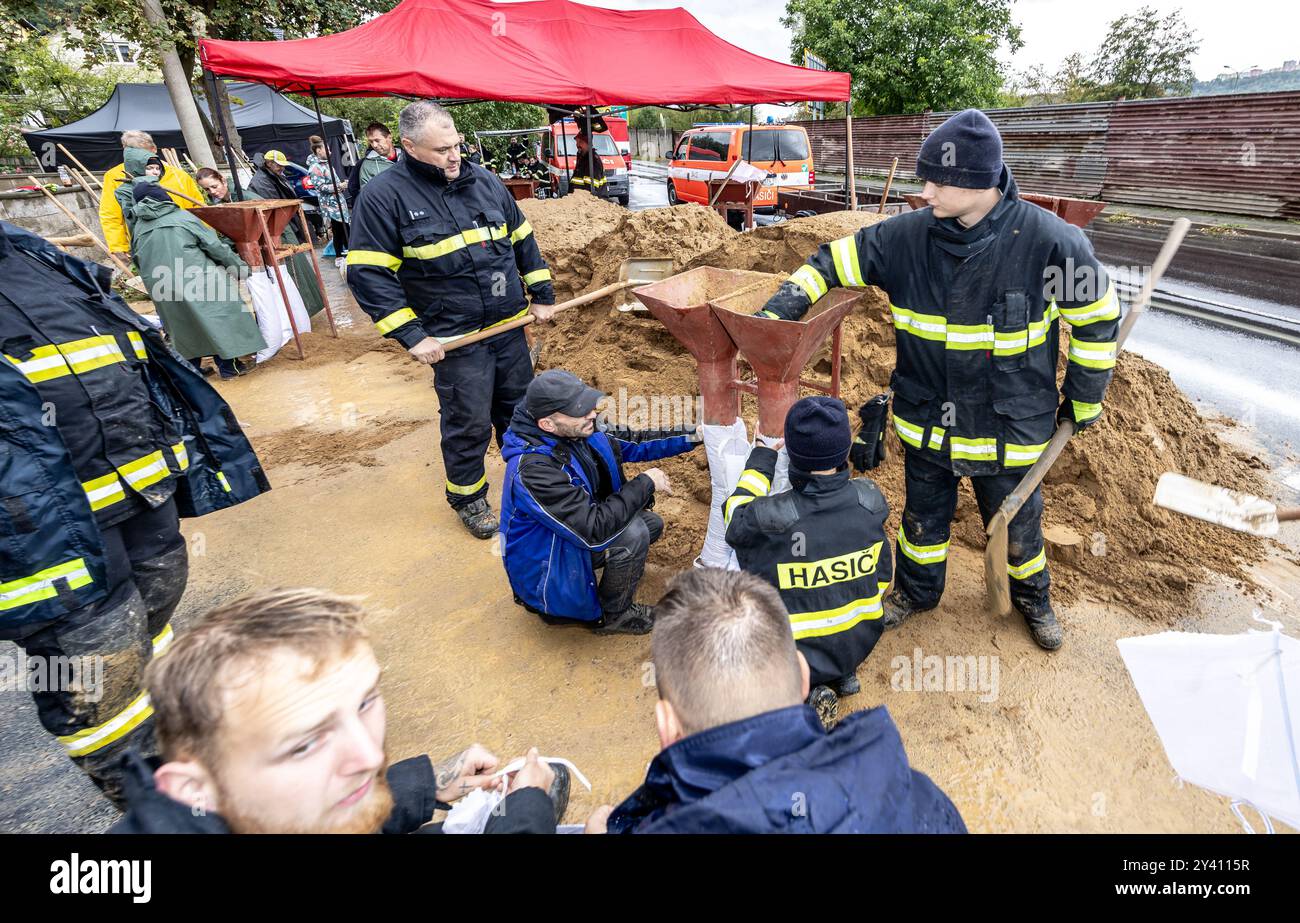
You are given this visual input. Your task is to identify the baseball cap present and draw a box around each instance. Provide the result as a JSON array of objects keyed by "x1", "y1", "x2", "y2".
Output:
[
  {"x1": 525, "y1": 369, "x2": 604, "y2": 419},
  {"x1": 263, "y1": 150, "x2": 290, "y2": 166}
]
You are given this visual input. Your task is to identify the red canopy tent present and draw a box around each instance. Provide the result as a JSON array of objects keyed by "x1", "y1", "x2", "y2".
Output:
[{"x1": 198, "y1": 0, "x2": 851, "y2": 105}]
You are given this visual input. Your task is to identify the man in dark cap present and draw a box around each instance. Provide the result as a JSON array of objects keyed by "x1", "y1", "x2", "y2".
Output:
[
  {"x1": 754, "y1": 109, "x2": 1121, "y2": 651},
  {"x1": 723, "y1": 397, "x2": 893, "y2": 727},
  {"x1": 499, "y1": 369, "x2": 702, "y2": 635}
]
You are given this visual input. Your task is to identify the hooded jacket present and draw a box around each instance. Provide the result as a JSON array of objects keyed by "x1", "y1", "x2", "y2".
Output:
[
  {"x1": 346, "y1": 158, "x2": 555, "y2": 350},
  {"x1": 99, "y1": 149, "x2": 204, "y2": 254},
  {"x1": 761, "y1": 165, "x2": 1119, "y2": 476},
  {"x1": 607, "y1": 704, "x2": 967, "y2": 834},
  {"x1": 0, "y1": 221, "x2": 269, "y2": 637},
  {"x1": 499, "y1": 402, "x2": 695, "y2": 621}
]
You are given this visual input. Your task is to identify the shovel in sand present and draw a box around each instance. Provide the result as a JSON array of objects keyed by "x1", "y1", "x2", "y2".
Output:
[
  {"x1": 984, "y1": 217, "x2": 1192, "y2": 619},
  {"x1": 1153, "y1": 473, "x2": 1300, "y2": 537}
]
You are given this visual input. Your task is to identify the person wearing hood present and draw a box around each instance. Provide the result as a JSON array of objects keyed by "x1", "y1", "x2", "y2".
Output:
[
  {"x1": 499, "y1": 370, "x2": 701, "y2": 635},
  {"x1": 130, "y1": 181, "x2": 265, "y2": 379},
  {"x1": 99, "y1": 130, "x2": 205, "y2": 266},
  {"x1": 596, "y1": 567, "x2": 966, "y2": 834},
  {"x1": 346, "y1": 100, "x2": 556, "y2": 540},
  {"x1": 755, "y1": 109, "x2": 1121, "y2": 651},
  {"x1": 723, "y1": 397, "x2": 893, "y2": 728}
]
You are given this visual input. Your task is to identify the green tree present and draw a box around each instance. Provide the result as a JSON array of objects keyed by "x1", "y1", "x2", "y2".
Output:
[
  {"x1": 1089, "y1": 6, "x2": 1199, "y2": 99},
  {"x1": 1010, "y1": 53, "x2": 1105, "y2": 106},
  {"x1": 783, "y1": 0, "x2": 1022, "y2": 115}
]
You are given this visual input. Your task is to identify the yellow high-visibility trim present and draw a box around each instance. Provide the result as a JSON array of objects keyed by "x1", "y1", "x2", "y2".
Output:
[
  {"x1": 736, "y1": 468, "x2": 771, "y2": 495},
  {"x1": 1008, "y1": 547, "x2": 1047, "y2": 580},
  {"x1": 127, "y1": 331, "x2": 148, "y2": 359},
  {"x1": 402, "y1": 224, "x2": 508, "y2": 261},
  {"x1": 118, "y1": 450, "x2": 169, "y2": 490},
  {"x1": 1056, "y1": 284, "x2": 1118, "y2": 326},
  {"x1": 789, "y1": 265, "x2": 828, "y2": 302},
  {"x1": 724, "y1": 493, "x2": 756, "y2": 524},
  {"x1": 949, "y1": 436, "x2": 998, "y2": 461},
  {"x1": 893, "y1": 415, "x2": 924, "y2": 449},
  {"x1": 1004, "y1": 441, "x2": 1049, "y2": 466},
  {"x1": 217, "y1": 472, "x2": 232, "y2": 492},
  {"x1": 171, "y1": 441, "x2": 189, "y2": 471},
  {"x1": 788, "y1": 592, "x2": 884, "y2": 640},
  {"x1": 830, "y1": 235, "x2": 864, "y2": 287},
  {"x1": 890, "y1": 305, "x2": 948, "y2": 342},
  {"x1": 1072, "y1": 400, "x2": 1102, "y2": 422},
  {"x1": 446, "y1": 474, "x2": 487, "y2": 496},
  {"x1": 375, "y1": 307, "x2": 419, "y2": 335},
  {"x1": 898, "y1": 525, "x2": 949, "y2": 565},
  {"x1": 778, "y1": 542, "x2": 883, "y2": 591},
  {"x1": 4, "y1": 345, "x2": 71, "y2": 383},
  {"x1": 58, "y1": 335, "x2": 126, "y2": 375},
  {"x1": 0, "y1": 558, "x2": 93, "y2": 612},
  {"x1": 510, "y1": 221, "x2": 534, "y2": 244},
  {"x1": 346, "y1": 249, "x2": 403, "y2": 271},
  {"x1": 1068, "y1": 337, "x2": 1118, "y2": 369},
  {"x1": 151, "y1": 624, "x2": 175, "y2": 655},
  {"x1": 927, "y1": 426, "x2": 946, "y2": 450},
  {"x1": 58, "y1": 691, "x2": 154, "y2": 757},
  {"x1": 522, "y1": 268, "x2": 552, "y2": 286},
  {"x1": 82, "y1": 472, "x2": 126, "y2": 511}
]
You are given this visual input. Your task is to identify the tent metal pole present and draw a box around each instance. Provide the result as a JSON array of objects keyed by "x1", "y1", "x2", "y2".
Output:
[
  {"x1": 845, "y1": 112, "x2": 857, "y2": 210},
  {"x1": 309, "y1": 86, "x2": 347, "y2": 237},
  {"x1": 585, "y1": 108, "x2": 595, "y2": 197},
  {"x1": 204, "y1": 69, "x2": 245, "y2": 201}
]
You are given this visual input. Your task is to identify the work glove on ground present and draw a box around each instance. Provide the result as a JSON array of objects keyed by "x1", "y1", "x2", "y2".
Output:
[
  {"x1": 1057, "y1": 398, "x2": 1103, "y2": 432},
  {"x1": 752, "y1": 281, "x2": 811, "y2": 321},
  {"x1": 850, "y1": 393, "x2": 891, "y2": 472}
]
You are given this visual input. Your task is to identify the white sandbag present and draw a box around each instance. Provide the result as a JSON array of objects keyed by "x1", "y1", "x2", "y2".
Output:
[
  {"x1": 246, "y1": 269, "x2": 312, "y2": 364},
  {"x1": 756, "y1": 429, "x2": 791, "y2": 494},
  {"x1": 697, "y1": 418, "x2": 750, "y2": 569}
]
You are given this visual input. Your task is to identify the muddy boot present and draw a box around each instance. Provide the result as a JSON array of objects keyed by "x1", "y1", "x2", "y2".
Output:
[
  {"x1": 881, "y1": 589, "x2": 933, "y2": 630},
  {"x1": 1015, "y1": 599, "x2": 1063, "y2": 651},
  {"x1": 546, "y1": 762, "x2": 571, "y2": 824},
  {"x1": 456, "y1": 498, "x2": 498, "y2": 540},
  {"x1": 833, "y1": 673, "x2": 861, "y2": 697},
  {"x1": 592, "y1": 603, "x2": 655, "y2": 636},
  {"x1": 807, "y1": 685, "x2": 839, "y2": 730}
]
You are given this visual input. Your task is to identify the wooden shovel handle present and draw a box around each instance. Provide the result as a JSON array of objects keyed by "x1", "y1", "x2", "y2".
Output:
[
  {"x1": 1278, "y1": 508, "x2": 1300, "y2": 523},
  {"x1": 443, "y1": 315, "x2": 535, "y2": 353}
]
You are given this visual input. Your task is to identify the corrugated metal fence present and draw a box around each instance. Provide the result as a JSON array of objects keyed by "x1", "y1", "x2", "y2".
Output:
[{"x1": 792, "y1": 91, "x2": 1300, "y2": 218}]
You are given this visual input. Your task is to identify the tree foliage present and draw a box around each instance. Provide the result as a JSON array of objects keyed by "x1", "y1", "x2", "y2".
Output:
[
  {"x1": 783, "y1": 0, "x2": 1022, "y2": 115},
  {"x1": 1088, "y1": 6, "x2": 1199, "y2": 100}
]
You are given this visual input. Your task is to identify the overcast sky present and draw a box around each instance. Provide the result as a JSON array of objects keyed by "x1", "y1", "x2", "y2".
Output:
[{"x1": 564, "y1": 0, "x2": 1298, "y2": 80}]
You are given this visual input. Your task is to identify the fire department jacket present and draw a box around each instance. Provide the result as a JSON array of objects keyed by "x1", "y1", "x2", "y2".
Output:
[
  {"x1": 346, "y1": 157, "x2": 555, "y2": 350},
  {"x1": 761, "y1": 165, "x2": 1120, "y2": 476},
  {"x1": 567, "y1": 150, "x2": 608, "y2": 197},
  {"x1": 724, "y1": 446, "x2": 893, "y2": 686},
  {"x1": 0, "y1": 221, "x2": 269, "y2": 637}
]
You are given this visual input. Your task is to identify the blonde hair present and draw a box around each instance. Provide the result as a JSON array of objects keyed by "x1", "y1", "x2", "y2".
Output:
[{"x1": 121, "y1": 130, "x2": 155, "y2": 149}]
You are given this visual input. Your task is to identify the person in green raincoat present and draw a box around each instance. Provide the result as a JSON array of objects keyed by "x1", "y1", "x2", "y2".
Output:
[
  {"x1": 112, "y1": 148, "x2": 161, "y2": 255},
  {"x1": 130, "y1": 181, "x2": 266, "y2": 379}
]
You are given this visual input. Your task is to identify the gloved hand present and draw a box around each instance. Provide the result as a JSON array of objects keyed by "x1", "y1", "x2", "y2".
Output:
[
  {"x1": 752, "y1": 281, "x2": 810, "y2": 321},
  {"x1": 850, "y1": 394, "x2": 891, "y2": 471},
  {"x1": 528, "y1": 282, "x2": 556, "y2": 306},
  {"x1": 1057, "y1": 398, "x2": 1102, "y2": 432},
  {"x1": 755, "y1": 430, "x2": 784, "y2": 450}
]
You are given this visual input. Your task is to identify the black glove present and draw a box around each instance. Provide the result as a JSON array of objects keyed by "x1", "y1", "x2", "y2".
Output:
[
  {"x1": 528, "y1": 282, "x2": 556, "y2": 306},
  {"x1": 850, "y1": 393, "x2": 891, "y2": 472},
  {"x1": 753, "y1": 281, "x2": 810, "y2": 321},
  {"x1": 1057, "y1": 398, "x2": 1102, "y2": 432}
]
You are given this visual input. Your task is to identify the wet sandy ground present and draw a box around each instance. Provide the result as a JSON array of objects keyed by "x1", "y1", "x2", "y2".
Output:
[{"x1": 2, "y1": 259, "x2": 1298, "y2": 833}]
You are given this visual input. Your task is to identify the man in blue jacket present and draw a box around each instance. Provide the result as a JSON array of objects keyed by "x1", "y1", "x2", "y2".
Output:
[
  {"x1": 600, "y1": 567, "x2": 967, "y2": 833},
  {"x1": 500, "y1": 369, "x2": 701, "y2": 635}
]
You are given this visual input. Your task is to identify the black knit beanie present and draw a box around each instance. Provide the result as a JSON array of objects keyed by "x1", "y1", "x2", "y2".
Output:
[
  {"x1": 915, "y1": 109, "x2": 1003, "y2": 189},
  {"x1": 784, "y1": 396, "x2": 851, "y2": 472}
]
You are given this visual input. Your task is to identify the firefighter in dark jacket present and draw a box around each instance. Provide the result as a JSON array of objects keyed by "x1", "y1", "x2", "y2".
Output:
[
  {"x1": 757, "y1": 109, "x2": 1120, "y2": 650},
  {"x1": 601, "y1": 568, "x2": 966, "y2": 834},
  {"x1": 500, "y1": 370, "x2": 701, "y2": 635},
  {"x1": 724, "y1": 397, "x2": 892, "y2": 727},
  {"x1": 0, "y1": 220, "x2": 268, "y2": 806},
  {"x1": 347, "y1": 100, "x2": 557, "y2": 539},
  {"x1": 566, "y1": 132, "x2": 608, "y2": 198}
]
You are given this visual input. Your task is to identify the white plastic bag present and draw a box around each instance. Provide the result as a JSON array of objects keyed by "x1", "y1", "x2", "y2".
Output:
[
  {"x1": 246, "y1": 268, "x2": 312, "y2": 364},
  {"x1": 697, "y1": 419, "x2": 750, "y2": 569}
]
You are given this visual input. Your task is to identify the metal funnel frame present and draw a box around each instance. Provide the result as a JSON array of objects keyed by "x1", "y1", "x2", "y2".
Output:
[
  {"x1": 711, "y1": 279, "x2": 861, "y2": 437},
  {"x1": 631, "y1": 267, "x2": 776, "y2": 425},
  {"x1": 192, "y1": 200, "x2": 302, "y2": 266}
]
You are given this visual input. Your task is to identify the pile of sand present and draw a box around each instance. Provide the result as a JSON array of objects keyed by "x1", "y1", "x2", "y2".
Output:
[{"x1": 516, "y1": 201, "x2": 1267, "y2": 622}]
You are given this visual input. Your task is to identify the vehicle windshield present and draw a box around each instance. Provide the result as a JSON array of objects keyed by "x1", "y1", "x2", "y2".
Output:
[
  {"x1": 742, "y1": 129, "x2": 810, "y2": 163},
  {"x1": 553, "y1": 133, "x2": 619, "y2": 157}
]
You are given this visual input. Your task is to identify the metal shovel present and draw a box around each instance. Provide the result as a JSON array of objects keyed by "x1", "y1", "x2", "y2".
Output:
[{"x1": 1153, "y1": 472, "x2": 1300, "y2": 537}]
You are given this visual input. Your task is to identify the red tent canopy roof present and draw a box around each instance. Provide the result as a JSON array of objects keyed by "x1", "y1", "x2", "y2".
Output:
[{"x1": 199, "y1": 0, "x2": 850, "y2": 105}]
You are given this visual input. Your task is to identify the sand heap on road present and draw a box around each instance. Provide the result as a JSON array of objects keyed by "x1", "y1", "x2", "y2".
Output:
[{"x1": 516, "y1": 198, "x2": 1268, "y2": 622}]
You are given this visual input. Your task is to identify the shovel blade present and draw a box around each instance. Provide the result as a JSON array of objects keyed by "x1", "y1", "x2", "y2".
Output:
[
  {"x1": 984, "y1": 513, "x2": 1014, "y2": 617},
  {"x1": 1153, "y1": 472, "x2": 1279, "y2": 537},
  {"x1": 617, "y1": 256, "x2": 675, "y2": 311}
]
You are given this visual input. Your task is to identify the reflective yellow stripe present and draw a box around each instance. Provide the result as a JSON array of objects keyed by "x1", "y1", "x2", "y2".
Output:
[
  {"x1": 756, "y1": 309, "x2": 780, "y2": 319},
  {"x1": 510, "y1": 221, "x2": 534, "y2": 244},
  {"x1": 778, "y1": 542, "x2": 883, "y2": 591},
  {"x1": 788, "y1": 592, "x2": 884, "y2": 640},
  {"x1": 217, "y1": 472, "x2": 232, "y2": 492},
  {"x1": 4, "y1": 345, "x2": 71, "y2": 383},
  {"x1": 898, "y1": 525, "x2": 949, "y2": 565},
  {"x1": 127, "y1": 331, "x2": 148, "y2": 359},
  {"x1": 58, "y1": 691, "x2": 154, "y2": 757},
  {"x1": 950, "y1": 436, "x2": 998, "y2": 460},
  {"x1": 346, "y1": 249, "x2": 403, "y2": 271},
  {"x1": 1004, "y1": 440, "x2": 1049, "y2": 466},
  {"x1": 736, "y1": 468, "x2": 771, "y2": 496},
  {"x1": 724, "y1": 493, "x2": 756, "y2": 524},
  {"x1": 82, "y1": 472, "x2": 126, "y2": 511},
  {"x1": 522, "y1": 268, "x2": 552, "y2": 286},
  {"x1": 1072, "y1": 400, "x2": 1102, "y2": 422},
  {"x1": 58, "y1": 335, "x2": 127, "y2": 375},
  {"x1": 830, "y1": 235, "x2": 864, "y2": 286},
  {"x1": 375, "y1": 307, "x2": 419, "y2": 335},
  {"x1": 446, "y1": 474, "x2": 487, "y2": 496},
  {"x1": 1008, "y1": 547, "x2": 1047, "y2": 580},
  {"x1": 1056, "y1": 284, "x2": 1118, "y2": 326},
  {"x1": 892, "y1": 305, "x2": 1059, "y2": 355},
  {"x1": 893, "y1": 414, "x2": 924, "y2": 449},
  {"x1": 890, "y1": 305, "x2": 947, "y2": 342},
  {"x1": 1068, "y1": 337, "x2": 1118, "y2": 369},
  {"x1": 790, "y1": 265, "x2": 828, "y2": 302},
  {"x1": 171, "y1": 441, "x2": 189, "y2": 471},
  {"x1": 402, "y1": 224, "x2": 507, "y2": 261},
  {"x1": 927, "y1": 426, "x2": 946, "y2": 450},
  {"x1": 0, "y1": 558, "x2": 93, "y2": 612},
  {"x1": 151, "y1": 624, "x2": 174, "y2": 655},
  {"x1": 118, "y1": 450, "x2": 169, "y2": 490},
  {"x1": 944, "y1": 322, "x2": 993, "y2": 350}
]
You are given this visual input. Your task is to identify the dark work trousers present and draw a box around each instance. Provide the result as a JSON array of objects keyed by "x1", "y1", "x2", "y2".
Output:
[
  {"x1": 330, "y1": 219, "x2": 350, "y2": 253},
  {"x1": 895, "y1": 450, "x2": 1050, "y2": 611},
  {"x1": 13, "y1": 496, "x2": 188, "y2": 807},
  {"x1": 431, "y1": 325, "x2": 533, "y2": 508},
  {"x1": 593, "y1": 510, "x2": 664, "y2": 616}
]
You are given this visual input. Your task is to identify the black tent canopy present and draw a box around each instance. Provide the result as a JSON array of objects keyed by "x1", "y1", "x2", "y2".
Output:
[{"x1": 24, "y1": 81, "x2": 354, "y2": 172}]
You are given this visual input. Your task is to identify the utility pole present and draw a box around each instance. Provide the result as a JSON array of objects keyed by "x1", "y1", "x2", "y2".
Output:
[{"x1": 140, "y1": 0, "x2": 217, "y2": 168}]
